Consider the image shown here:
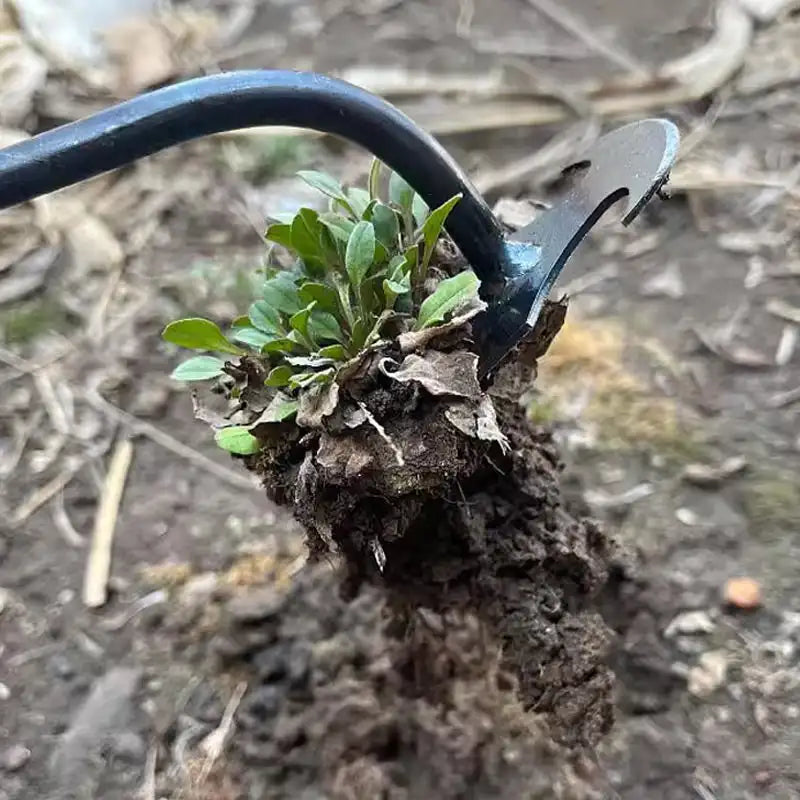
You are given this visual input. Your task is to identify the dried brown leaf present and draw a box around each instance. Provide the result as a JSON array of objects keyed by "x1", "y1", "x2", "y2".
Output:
[
  {"x1": 297, "y1": 381, "x2": 340, "y2": 428},
  {"x1": 397, "y1": 303, "x2": 486, "y2": 353},
  {"x1": 381, "y1": 351, "x2": 481, "y2": 400},
  {"x1": 445, "y1": 395, "x2": 509, "y2": 452}
]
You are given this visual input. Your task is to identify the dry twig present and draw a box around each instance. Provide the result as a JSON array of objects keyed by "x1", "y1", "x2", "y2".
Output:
[
  {"x1": 198, "y1": 682, "x2": 248, "y2": 784},
  {"x1": 523, "y1": 0, "x2": 646, "y2": 75},
  {"x1": 83, "y1": 438, "x2": 134, "y2": 608}
]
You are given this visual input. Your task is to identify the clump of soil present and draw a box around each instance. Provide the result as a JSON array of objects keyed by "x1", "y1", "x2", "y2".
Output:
[
  {"x1": 210, "y1": 562, "x2": 601, "y2": 800},
  {"x1": 231, "y1": 298, "x2": 620, "y2": 749}
]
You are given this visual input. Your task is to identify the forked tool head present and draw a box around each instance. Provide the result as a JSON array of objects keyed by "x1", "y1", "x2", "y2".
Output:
[{"x1": 475, "y1": 118, "x2": 680, "y2": 377}]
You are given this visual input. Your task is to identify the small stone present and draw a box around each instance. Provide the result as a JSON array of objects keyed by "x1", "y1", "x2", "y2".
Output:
[
  {"x1": 1, "y1": 744, "x2": 31, "y2": 772},
  {"x1": 688, "y1": 650, "x2": 728, "y2": 698},
  {"x1": 0, "y1": 683, "x2": 10, "y2": 700},
  {"x1": 665, "y1": 610, "x2": 715, "y2": 638},
  {"x1": 675, "y1": 507, "x2": 700, "y2": 526},
  {"x1": 723, "y1": 577, "x2": 762, "y2": 610},
  {"x1": 0, "y1": 588, "x2": 9, "y2": 615},
  {"x1": 57, "y1": 589, "x2": 75, "y2": 606}
]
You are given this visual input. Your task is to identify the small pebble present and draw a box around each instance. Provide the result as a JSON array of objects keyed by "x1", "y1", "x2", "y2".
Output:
[
  {"x1": 0, "y1": 683, "x2": 10, "y2": 700},
  {"x1": 1, "y1": 744, "x2": 31, "y2": 772},
  {"x1": 665, "y1": 610, "x2": 715, "y2": 638},
  {"x1": 723, "y1": 577, "x2": 762, "y2": 610},
  {"x1": 688, "y1": 650, "x2": 728, "y2": 698},
  {"x1": 57, "y1": 589, "x2": 75, "y2": 606},
  {"x1": 675, "y1": 508, "x2": 700, "y2": 527}
]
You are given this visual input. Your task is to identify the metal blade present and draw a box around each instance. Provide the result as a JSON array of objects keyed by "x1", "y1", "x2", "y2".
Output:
[{"x1": 475, "y1": 119, "x2": 680, "y2": 377}]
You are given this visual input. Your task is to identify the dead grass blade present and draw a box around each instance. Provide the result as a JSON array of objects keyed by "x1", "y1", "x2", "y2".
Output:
[
  {"x1": 523, "y1": 0, "x2": 646, "y2": 75},
  {"x1": 348, "y1": 0, "x2": 755, "y2": 136},
  {"x1": 83, "y1": 438, "x2": 134, "y2": 608}
]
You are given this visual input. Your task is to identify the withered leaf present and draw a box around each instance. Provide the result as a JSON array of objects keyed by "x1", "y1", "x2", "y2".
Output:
[
  {"x1": 445, "y1": 395, "x2": 509, "y2": 452},
  {"x1": 397, "y1": 301, "x2": 486, "y2": 353},
  {"x1": 296, "y1": 380, "x2": 340, "y2": 428},
  {"x1": 381, "y1": 350, "x2": 481, "y2": 400}
]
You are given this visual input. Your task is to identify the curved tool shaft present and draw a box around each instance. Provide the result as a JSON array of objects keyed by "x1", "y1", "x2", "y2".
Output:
[{"x1": 0, "y1": 70, "x2": 507, "y2": 281}]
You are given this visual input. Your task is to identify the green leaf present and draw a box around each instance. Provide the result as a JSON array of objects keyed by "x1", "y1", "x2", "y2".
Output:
[
  {"x1": 265, "y1": 365, "x2": 294, "y2": 387},
  {"x1": 256, "y1": 393, "x2": 299, "y2": 423},
  {"x1": 268, "y1": 212, "x2": 296, "y2": 225},
  {"x1": 289, "y1": 302, "x2": 316, "y2": 342},
  {"x1": 350, "y1": 317, "x2": 370, "y2": 351},
  {"x1": 371, "y1": 203, "x2": 400, "y2": 250},
  {"x1": 265, "y1": 222, "x2": 293, "y2": 249},
  {"x1": 383, "y1": 276, "x2": 410, "y2": 297},
  {"x1": 319, "y1": 213, "x2": 356, "y2": 244},
  {"x1": 418, "y1": 193, "x2": 461, "y2": 277},
  {"x1": 233, "y1": 327, "x2": 275, "y2": 349},
  {"x1": 162, "y1": 318, "x2": 243, "y2": 356},
  {"x1": 318, "y1": 344, "x2": 347, "y2": 360},
  {"x1": 249, "y1": 301, "x2": 282, "y2": 334},
  {"x1": 263, "y1": 273, "x2": 302, "y2": 315},
  {"x1": 309, "y1": 311, "x2": 344, "y2": 343},
  {"x1": 389, "y1": 172, "x2": 415, "y2": 213},
  {"x1": 404, "y1": 243, "x2": 419, "y2": 273},
  {"x1": 261, "y1": 337, "x2": 299, "y2": 354},
  {"x1": 368, "y1": 158, "x2": 382, "y2": 200},
  {"x1": 290, "y1": 208, "x2": 322, "y2": 262},
  {"x1": 170, "y1": 356, "x2": 227, "y2": 382},
  {"x1": 214, "y1": 426, "x2": 260, "y2": 455},
  {"x1": 317, "y1": 226, "x2": 341, "y2": 268},
  {"x1": 412, "y1": 193, "x2": 430, "y2": 227},
  {"x1": 414, "y1": 270, "x2": 480, "y2": 330},
  {"x1": 382, "y1": 270, "x2": 411, "y2": 309},
  {"x1": 347, "y1": 188, "x2": 371, "y2": 219},
  {"x1": 345, "y1": 221, "x2": 376, "y2": 289},
  {"x1": 298, "y1": 282, "x2": 339, "y2": 313},
  {"x1": 231, "y1": 315, "x2": 251, "y2": 328},
  {"x1": 388, "y1": 253, "x2": 410, "y2": 281},
  {"x1": 332, "y1": 274, "x2": 356, "y2": 330},
  {"x1": 288, "y1": 369, "x2": 334, "y2": 390},
  {"x1": 297, "y1": 170, "x2": 347, "y2": 204}
]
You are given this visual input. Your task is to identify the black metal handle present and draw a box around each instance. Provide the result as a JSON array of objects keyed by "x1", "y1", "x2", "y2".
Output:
[{"x1": 0, "y1": 70, "x2": 508, "y2": 282}]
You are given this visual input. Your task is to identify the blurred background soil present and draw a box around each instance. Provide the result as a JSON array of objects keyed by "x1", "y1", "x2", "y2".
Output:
[{"x1": 0, "y1": 0, "x2": 799, "y2": 797}]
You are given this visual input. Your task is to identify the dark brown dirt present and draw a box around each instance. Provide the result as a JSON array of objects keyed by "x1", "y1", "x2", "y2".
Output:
[
  {"x1": 204, "y1": 562, "x2": 601, "y2": 800},
  {"x1": 234, "y1": 310, "x2": 620, "y2": 753}
]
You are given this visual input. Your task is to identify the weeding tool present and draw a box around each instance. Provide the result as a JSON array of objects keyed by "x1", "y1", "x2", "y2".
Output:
[{"x1": 0, "y1": 70, "x2": 679, "y2": 376}]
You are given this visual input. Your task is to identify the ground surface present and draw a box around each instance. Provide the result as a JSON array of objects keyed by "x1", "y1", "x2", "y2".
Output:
[{"x1": 1, "y1": 0, "x2": 799, "y2": 798}]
